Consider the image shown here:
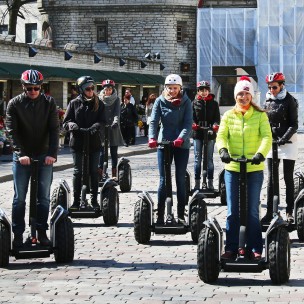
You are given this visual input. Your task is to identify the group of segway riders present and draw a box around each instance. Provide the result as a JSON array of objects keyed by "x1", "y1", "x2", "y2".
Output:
[{"x1": 0, "y1": 69, "x2": 299, "y2": 285}]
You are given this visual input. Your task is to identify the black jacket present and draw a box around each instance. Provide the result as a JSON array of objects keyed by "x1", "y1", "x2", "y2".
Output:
[
  {"x1": 192, "y1": 94, "x2": 220, "y2": 140},
  {"x1": 63, "y1": 95, "x2": 105, "y2": 152},
  {"x1": 120, "y1": 102, "x2": 138, "y2": 127},
  {"x1": 6, "y1": 92, "x2": 59, "y2": 158},
  {"x1": 264, "y1": 92, "x2": 298, "y2": 140}
]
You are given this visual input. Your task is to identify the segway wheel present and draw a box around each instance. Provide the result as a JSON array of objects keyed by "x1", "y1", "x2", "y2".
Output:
[
  {"x1": 296, "y1": 199, "x2": 304, "y2": 241},
  {"x1": 185, "y1": 171, "x2": 191, "y2": 204},
  {"x1": 54, "y1": 217, "x2": 74, "y2": 263},
  {"x1": 50, "y1": 186, "x2": 68, "y2": 214},
  {"x1": 0, "y1": 222, "x2": 10, "y2": 267},
  {"x1": 102, "y1": 186, "x2": 119, "y2": 225},
  {"x1": 190, "y1": 198, "x2": 207, "y2": 244},
  {"x1": 268, "y1": 227, "x2": 290, "y2": 284},
  {"x1": 119, "y1": 163, "x2": 132, "y2": 192},
  {"x1": 197, "y1": 227, "x2": 220, "y2": 283},
  {"x1": 294, "y1": 176, "x2": 304, "y2": 200},
  {"x1": 134, "y1": 198, "x2": 151, "y2": 244}
]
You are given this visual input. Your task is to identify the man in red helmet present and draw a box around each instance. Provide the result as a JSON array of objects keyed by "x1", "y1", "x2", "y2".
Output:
[{"x1": 6, "y1": 69, "x2": 59, "y2": 248}]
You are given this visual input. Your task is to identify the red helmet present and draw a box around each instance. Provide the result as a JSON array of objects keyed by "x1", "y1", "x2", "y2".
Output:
[
  {"x1": 265, "y1": 72, "x2": 285, "y2": 83},
  {"x1": 102, "y1": 79, "x2": 115, "y2": 88},
  {"x1": 197, "y1": 80, "x2": 210, "y2": 90},
  {"x1": 21, "y1": 69, "x2": 43, "y2": 85}
]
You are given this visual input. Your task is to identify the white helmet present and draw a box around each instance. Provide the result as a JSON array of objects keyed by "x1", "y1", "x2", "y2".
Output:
[{"x1": 165, "y1": 74, "x2": 183, "y2": 87}]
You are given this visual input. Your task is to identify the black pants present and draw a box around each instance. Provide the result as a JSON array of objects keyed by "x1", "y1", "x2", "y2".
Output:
[
  {"x1": 266, "y1": 158, "x2": 295, "y2": 214},
  {"x1": 121, "y1": 124, "x2": 135, "y2": 145}
]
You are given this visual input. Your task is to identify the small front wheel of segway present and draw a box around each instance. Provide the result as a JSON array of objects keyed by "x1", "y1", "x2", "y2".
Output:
[
  {"x1": 190, "y1": 198, "x2": 207, "y2": 244},
  {"x1": 119, "y1": 163, "x2": 132, "y2": 192},
  {"x1": 296, "y1": 199, "x2": 304, "y2": 241},
  {"x1": 197, "y1": 227, "x2": 220, "y2": 283},
  {"x1": 134, "y1": 198, "x2": 151, "y2": 244},
  {"x1": 294, "y1": 176, "x2": 304, "y2": 200},
  {"x1": 268, "y1": 227, "x2": 290, "y2": 284},
  {"x1": 102, "y1": 187, "x2": 119, "y2": 225},
  {"x1": 0, "y1": 222, "x2": 10, "y2": 267},
  {"x1": 54, "y1": 217, "x2": 74, "y2": 263},
  {"x1": 50, "y1": 186, "x2": 68, "y2": 214}
]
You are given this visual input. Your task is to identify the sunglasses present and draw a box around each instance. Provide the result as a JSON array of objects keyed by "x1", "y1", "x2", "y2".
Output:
[
  {"x1": 268, "y1": 86, "x2": 279, "y2": 90},
  {"x1": 85, "y1": 86, "x2": 94, "y2": 92},
  {"x1": 26, "y1": 87, "x2": 40, "y2": 92}
]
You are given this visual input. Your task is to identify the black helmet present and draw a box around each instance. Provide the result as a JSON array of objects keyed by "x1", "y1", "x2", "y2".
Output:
[
  {"x1": 76, "y1": 76, "x2": 95, "y2": 94},
  {"x1": 21, "y1": 69, "x2": 44, "y2": 85}
]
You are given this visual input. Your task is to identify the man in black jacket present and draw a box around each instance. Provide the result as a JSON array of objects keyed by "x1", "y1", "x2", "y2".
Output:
[{"x1": 6, "y1": 69, "x2": 59, "y2": 248}]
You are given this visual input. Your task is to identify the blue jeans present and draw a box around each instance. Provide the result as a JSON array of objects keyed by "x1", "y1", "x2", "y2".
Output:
[
  {"x1": 157, "y1": 147, "x2": 189, "y2": 217},
  {"x1": 12, "y1": 153, "x2": 53, "y2": 234},
  {"x1": 98, "y1": 146, "x2": 118, "y2": 169},
  {"x1": 193, "y1": 139, "x2": 215, "y2": 180},
  {"x1": 224, "y1": 170, "x2": 263, "y2": 254}
]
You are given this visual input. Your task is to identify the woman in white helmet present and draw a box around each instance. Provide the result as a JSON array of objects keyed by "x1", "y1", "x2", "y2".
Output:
[{"x1": 148, "y1": 74, "x2": 192, "y2": 224}]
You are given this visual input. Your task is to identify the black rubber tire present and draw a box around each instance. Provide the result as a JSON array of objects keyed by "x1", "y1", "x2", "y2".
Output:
[
  {"x1": 268, "y1": 227, "x2": 290, "y2": 284},
  {"x1": 134, "y1": 198, "x2": 151, "y2": 244},
  {"x1": 296, "y1": 199, "x2": 304, "y2": 241},
  {"x1": 294, "y1": 176, "x2": 304, "y2": 200},
  {"x1": 54, "y1": 217, "x2": 74, "y2": 263},
  {"x1": 102, "y1": 186, "x2": 119, "y2": 225},
  {"x1": 50, "y1": 186, "x2": 68, "y2": 214},
  {"x1": 197, "y1": 227, "x2": 220, "y2": 283},
  {"x1": 190, "y1": 198, "x2": 207, "y2": 244},
  {"x1": 119, "y1": 163, "x2": 132, "y2": 193},
  {"x1": 0, "y1": 222, "x2": 10, "y2": 267},
  {"x1": 185, "y1": 171, "x2": 191, "y2": 204}
]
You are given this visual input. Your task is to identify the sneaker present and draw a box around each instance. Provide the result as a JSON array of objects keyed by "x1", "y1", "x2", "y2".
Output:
[
  {"x1": 37, "y1": 230, "x2": 52, "y2": 247},
  {"x1": 238, "y1": 248, "x2": 245, "y2": 256},
  {"x1": 286, "y1": 213, "x2": 294, "y2": 223},
  {"x1": 221, "y1": 251, "x2": 237, "y2": 260},
  {"x1": 177, "y1": 217, "x2": 186, "y2": 225},
  {"x1": 13, "y1": 233, "x2": 23, "y2": 248},
  {"x1": 251, "y1": 252, "x2": 262, "y2": 260},
  {"x1": 260, "y1": 212, "x2": 272, "y2": 224}
]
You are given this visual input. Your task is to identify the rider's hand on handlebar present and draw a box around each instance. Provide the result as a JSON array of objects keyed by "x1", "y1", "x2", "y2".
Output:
[
  {"x1": 192, "y1": 123, "x2": 199, "y2": 131},
  {"x1": 219, "y1": 148, "x2": 230, "y2": 163},
  {"x1": 212, "y1": 123, "x2": 219, "y2": 133},
  {"x1": 19, "y1": 156, "x2": 31, "y2": 165},
  {"x1": 278, "y1": 137, "x2": 287, "y2": 146},
  {"x1": 148, "y1": 138, "x2": 157, "y2": 149},
  {"x1": 68, "y1": 122, "x2": 79, "y2": 131},
  {"x1": 173, "y1": 137, "x2": 184, "y2": 148},
  {"x1": 251, "y1": 153, "x2": 265, "y2": 165}
]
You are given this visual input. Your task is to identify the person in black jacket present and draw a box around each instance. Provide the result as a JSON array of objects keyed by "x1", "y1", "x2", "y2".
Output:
[
  {"x1": 261, "y1": 72, "x2": 298, "y2": 224},
  {"x1": 6, "y1": 69, "x2": 59, "y2": 248},
  {"x1": 120, "y1": 94, "x2": 138, "y2": 146},
  {"x1": 192, "y1": 80, "x2": 220, "y2": 190},
  {"x1": 63, "y1": 76, "x2": 105, "y2": 210}
]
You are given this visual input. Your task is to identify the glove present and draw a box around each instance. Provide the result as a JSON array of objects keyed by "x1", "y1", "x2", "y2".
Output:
[
  {"x1": 68, "y1": 122, "x2": 79, "y2": 131},
  {"x1": 278, "y1": 137, "x2": 287, "y2": 146},
  {"x1": 88, "y1": 126, "x2": 98, "y2": 135},
  {"x1": 173, "y1": 138, "x2": 184, "y2": 148},
  {"x1": 148, "y1": 138, "x2": 157, "y2": 149},
  {"x1": 251, "y1": 153, "x2": 265, "y2": 165},
  {"x1": 219, "y1": 148, "x2": 230, "y2": 164},
  {"x1": 192, "y1": 123, "x2": 199, "y2": 131},
  {"x1": 79, "y1": 128, "x2": 89, "y2": 133},
  {"x1": 111, "y1": 122, "x2": 118, "y2": 129},
  {"x1": 212, "y1": 124, "x2": 219, "y2": 133}
]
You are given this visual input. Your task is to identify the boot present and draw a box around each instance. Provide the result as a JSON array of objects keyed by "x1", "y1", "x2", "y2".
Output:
[
  {"x1": 70, "y1": 194, "x2": 80, "y2": 210},
  {"x1": 194, "y1": 179, "x2": 200, "y2": 190},
  {"x1": 90, "y1": 193, "x2": 99, "y2": 210},
  {"x1": 156, "y1": 205, "x2": 165, "y2": 225},
  {"x1": 177, "y1": 204, "x2": 186, "y2": 225},
  {"x1": 13, "y1": 233, "x2": 23, "y2": 248},
  {"x1": 37, "y1": 230, "x2": 52, "y2": 246},
  {"x1": 112, "y1": 168, "x2": 118, "y2": 181},
  {"x1": 260, "y1": 210, "x2": 272, "y2": 224},
  {"x1": 208, "y1": 179, "x2": 214, "y2": 190}
]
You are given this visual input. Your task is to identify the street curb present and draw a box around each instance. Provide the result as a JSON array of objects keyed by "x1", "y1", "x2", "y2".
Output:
[{"x1": 0, "y1": 148, "x2": 154, "y2": 183}]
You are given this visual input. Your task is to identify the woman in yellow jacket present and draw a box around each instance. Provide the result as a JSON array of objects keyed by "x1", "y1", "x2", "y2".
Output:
[{"x1": 216, "y1": 76, "x2": 272, "y2": 261}]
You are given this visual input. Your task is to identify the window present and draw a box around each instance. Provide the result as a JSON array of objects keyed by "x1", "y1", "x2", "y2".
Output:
[
  {"x1": 177, "y1": 21, "x2": 187, "y2": 42},
  {"x1": 0, "y1": 25, "x2": 8, "y2": 35},
  {"x1": 25, "y1": 23, "x2": 37, "y2": 44},
  {"x1": 97, "y1": 23, "x2": 108, "y2": 43}
]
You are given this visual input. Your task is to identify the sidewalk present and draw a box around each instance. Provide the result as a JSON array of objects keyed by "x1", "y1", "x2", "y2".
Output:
[{"x1": 0, "y1": 136, "x2": 151, "y2": 183}]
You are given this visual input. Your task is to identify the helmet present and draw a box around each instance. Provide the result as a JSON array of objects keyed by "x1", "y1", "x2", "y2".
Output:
[
  {"x1": 265, "y1": 72, "x2": 285, "y2": 83},
  {"x1": 165, "y1": 74, "x2": 182, "y2": 87},
  {"x1": 76, "y1": 76, "x2": 95, "y2": 94},
  {"x1": 102, "y1": 79, "x2": 115, "y2": 88},
  {"x1": 197, "y1": 80, "x2": 210, "y2": 89},
  {"x1": 21, "y1": 69, "x2": 43, "y2": 85}
]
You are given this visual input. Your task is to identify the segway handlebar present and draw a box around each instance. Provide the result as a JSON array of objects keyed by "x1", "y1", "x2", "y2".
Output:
[{"x1": 229, "y1": 157, "x2": 253, "y2": 163}]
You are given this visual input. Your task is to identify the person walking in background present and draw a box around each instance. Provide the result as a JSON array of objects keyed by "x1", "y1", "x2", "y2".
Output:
[
  {"x1": 148, "y1": 74, "x2": 192, "y2": 224},
  {"x1": 124, "y1": 88, "x2": 136, "y2": 106},
  {"x1": 145, "y1": 93, "x2": 156, "y2": 136},
  {"x1": 261, "y1": 72, "x2": 298, "y2": 224},
  {"x1": 216, "y1": 76, "x2": 272, "y2": 260},
  {"x1": 120, "y1": 93, "x2": 138, "y2": 146},
  {"x1": 98, "y1": 79, "x2": 124, "y2": 180},
  {"x1": 63, "y1": 76, "x2": 105, "y2": 210},
  {"x1": 192, "y1": 80, "x2": 220, "y2": 190},
  {"x1": 6, "y1": 69, "x2": 59, "y2": 248}
]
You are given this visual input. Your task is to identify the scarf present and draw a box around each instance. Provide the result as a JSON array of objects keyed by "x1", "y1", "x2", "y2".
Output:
[
  {"x1": 99, "y1": 88, "x2": 118, "y2": 107},
  {"x1": 266, "y1": 87, "x2": 287, "y2": 101},
  {"x1": 163, "y1": 90, "x2": 182, "y2": 106}
]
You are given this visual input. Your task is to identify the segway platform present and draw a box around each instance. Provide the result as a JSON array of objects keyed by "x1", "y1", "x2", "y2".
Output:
[
  {"x1": 13, "y1": 242, "x2": 52, "y2": 259},
  {"x1": 222, "y1": 258, "x2": 267, "y2": 273},
  {"x1": 154, "y1": 219, "x2": 189, "y2": 235}
]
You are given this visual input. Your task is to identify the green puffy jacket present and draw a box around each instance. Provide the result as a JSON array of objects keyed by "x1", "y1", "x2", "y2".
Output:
[{"x1": 216, "y1": 105, "x2": 272, "y2": 172}]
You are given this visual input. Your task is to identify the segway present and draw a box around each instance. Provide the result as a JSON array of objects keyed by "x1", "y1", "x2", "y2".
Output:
[
  {"x1": 194, "y1": 123, "x2": 226, "y2": 205},
  {"x1": 0, "y1": 159, "x2": 74, "y2": 267},
  {"x1": 99, "y1": 125, "x2": 132, "y2": 192},
  {"x1": 197, "y1": 156, "x2": 290, "y2": 284},
  {"x1": 51, "y1": 128, "x2": 119, "y2": 226},
  {"x1": 134, "y1": 140, "x2": 207, "y2": 244}
]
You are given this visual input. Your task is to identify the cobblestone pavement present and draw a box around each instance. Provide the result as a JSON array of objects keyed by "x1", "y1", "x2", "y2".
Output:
[{"x1": 0, "y1": 137, "x2": 304, "y2": 304}]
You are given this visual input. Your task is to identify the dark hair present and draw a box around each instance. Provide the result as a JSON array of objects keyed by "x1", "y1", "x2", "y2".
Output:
[{"x1": 146, "y1": 93, "x2": 156, "y2": 106}]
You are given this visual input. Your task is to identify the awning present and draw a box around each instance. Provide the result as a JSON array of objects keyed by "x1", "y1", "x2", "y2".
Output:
[{"x1": 0, "y1": 62, "x2": 164, "y2": 85}]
